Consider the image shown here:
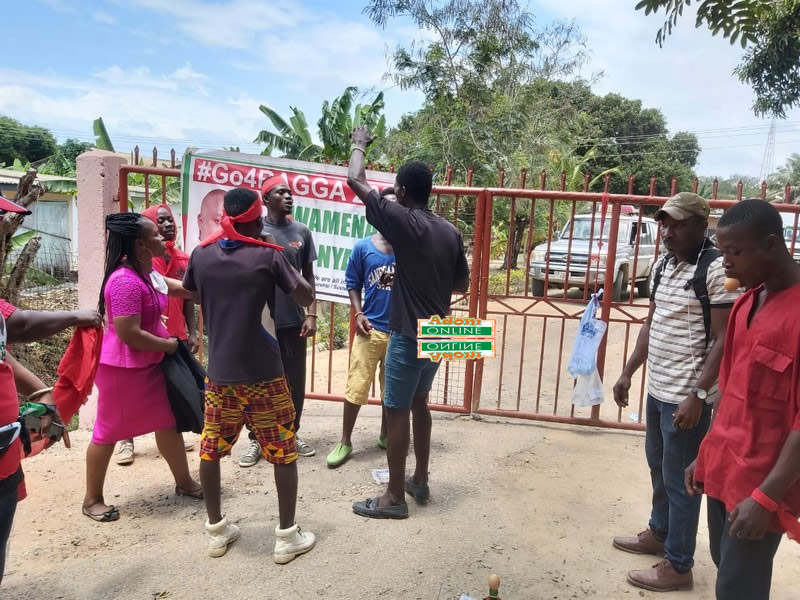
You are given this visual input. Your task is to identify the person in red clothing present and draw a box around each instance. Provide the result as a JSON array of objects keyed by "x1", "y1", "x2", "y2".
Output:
[
  {"x1": 116, "y1": 203, "x2": 198, "y2": 465},
  {"x1": 0, "y1": 298, "x2": 101, "y2": 585},
  {"x1": 143, "y1": 204, "x2": 199, "y2": 349},
  {"x1": 687, "y1": 199, "x2": 800, "y2": 600}
]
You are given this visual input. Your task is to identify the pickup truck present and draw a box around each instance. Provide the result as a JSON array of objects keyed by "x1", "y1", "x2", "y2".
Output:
[{"x1": 528, "y1": 210, "x2": 659, "y2": 301}]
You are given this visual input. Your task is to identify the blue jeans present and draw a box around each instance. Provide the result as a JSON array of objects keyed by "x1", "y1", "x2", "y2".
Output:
[
  {"x1": 383, "y1": 333, "x2": 441, "y2": 410},
  {"x1": 646, "y1": 394, "x2": 711, "y2": 573},
  {"x1": 707, "y1": 497, "x2": 782, "y2": 600}
]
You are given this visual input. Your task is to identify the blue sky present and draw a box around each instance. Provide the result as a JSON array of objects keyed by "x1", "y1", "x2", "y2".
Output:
[{"x1": 2, "y1": 0, "x2": 798, "y2": 178}]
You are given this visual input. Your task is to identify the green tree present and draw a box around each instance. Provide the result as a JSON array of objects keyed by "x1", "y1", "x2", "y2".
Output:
[
  {"x1": 636, "y1": 0, "x2": 800, "y2": 117},
  {"x1": 579, "y1": 93, "x2": 700, "y2": 197},
  {"x1": 697, "y1": 174, "x2": 761, "y2": 199},
  {"x1": 0, "y1": 115, "x2": 57, "y2": 166},
  {"x1": 768, "y1": 153, "x2": 800, "y2": 202},
  {"x1": 39, "y1": 139, "x2": 95, "y2": 178},
  {"x1": 366, "y1": 0, "x2": 592, "y2": 184}
]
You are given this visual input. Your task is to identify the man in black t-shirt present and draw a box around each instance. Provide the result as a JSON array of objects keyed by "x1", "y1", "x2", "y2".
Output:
[
  {"x1": 184, "y1": 188, "x2": 316, "y2": 562},
  {"x1": 239, "y1": 177, "x2": 319, "y2": 467},
  {"x1": 346, "y1": 127, "x2": 470, "y2": 520}
]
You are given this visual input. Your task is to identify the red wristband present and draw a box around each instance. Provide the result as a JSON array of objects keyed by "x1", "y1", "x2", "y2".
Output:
[{"x1": 752, "y1": 487, "x2": 779, "y2": 512}]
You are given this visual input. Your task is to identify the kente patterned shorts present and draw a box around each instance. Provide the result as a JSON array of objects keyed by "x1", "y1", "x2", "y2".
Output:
[{"x1": 200, "y1": 376, "x2": 297, "y2": 465}]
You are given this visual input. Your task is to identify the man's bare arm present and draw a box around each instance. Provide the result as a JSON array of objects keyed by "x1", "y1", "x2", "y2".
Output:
[{"x1": 346, "y1": 127, "x2": 376, "y2": 202}]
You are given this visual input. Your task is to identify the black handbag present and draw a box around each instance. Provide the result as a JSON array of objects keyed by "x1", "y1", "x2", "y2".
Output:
[{"x1": 161, "y1": 340, "x2": 206, "y2": 433}]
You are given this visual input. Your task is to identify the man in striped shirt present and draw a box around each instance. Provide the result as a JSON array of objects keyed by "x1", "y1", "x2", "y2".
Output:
[{"x1": 612, "y1": 193, "x2": 740, "y2": 592}]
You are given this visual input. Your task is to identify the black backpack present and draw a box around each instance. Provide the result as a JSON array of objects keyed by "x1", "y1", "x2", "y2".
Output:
[{"x1": 650, "y1": 242, "x2": 722, "y2": 349}]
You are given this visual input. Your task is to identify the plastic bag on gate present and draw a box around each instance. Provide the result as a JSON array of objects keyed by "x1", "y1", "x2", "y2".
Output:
[
  {"x1": 572, "y1": 368, "x2": 604, "y2": 408},
  {"x1": 567, "y1": 292, "x2": 608, "y2": 377}
]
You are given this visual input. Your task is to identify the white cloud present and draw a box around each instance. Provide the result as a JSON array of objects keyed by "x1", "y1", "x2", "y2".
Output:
[
  {"x1": 535, "y1": 0, "x2": 800, "y2": 177},
  {"x1": 93, "y1": 10, "x2": 116, "y2": 25},
  {"x1": 130, "y1": 0, "x2": 309, "y2": 49},
  {"x1": 0, "y1": 66, "x2": 264, "y2": 150}
]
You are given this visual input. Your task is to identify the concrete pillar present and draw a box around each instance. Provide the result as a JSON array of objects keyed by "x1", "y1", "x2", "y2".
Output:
[{"x1": 76, "y1": 150, "x2": 124, "y2": 430}]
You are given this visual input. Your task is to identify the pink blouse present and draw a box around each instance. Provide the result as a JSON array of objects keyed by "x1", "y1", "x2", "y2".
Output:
[{"x1": 99, "y1": 267, "x2": 169, "y2": 368}]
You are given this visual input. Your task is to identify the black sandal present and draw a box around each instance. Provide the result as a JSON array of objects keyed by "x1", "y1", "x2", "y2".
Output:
[
  {"x1": 352, "y1": 496, "x2": 408, "y2": 520},
  {"x1": 175, "y1": 485, "x2": 204, "y2": 499},
  {"x1": 82, "y1": 504, "x2": 120, "y2": 522}
]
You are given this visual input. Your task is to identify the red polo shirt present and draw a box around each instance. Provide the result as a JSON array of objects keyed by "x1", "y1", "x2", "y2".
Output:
[
  {"x1": 695, "y1": 283, "x2": 800, "y2": 532},
  {"x1": 0, "y1": 299, "x2": 25, "y2": 500}
]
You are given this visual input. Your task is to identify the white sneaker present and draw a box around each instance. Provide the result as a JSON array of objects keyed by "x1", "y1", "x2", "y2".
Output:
[
  {"x1": 273, "y1": 523, "x2": 316, "y2": 564},
  {"x1": 205, "y1": 517, "x2": 241, "y2": 558},
  {"x1": 116, "y1": 440, "x2": 134, "y2": 465},
  {"x1": 295, "y1": 437, "x2": 316, "y2": 457},
  {"x1": 239, "y1": 440, "x2": 261, "y2": 467}
]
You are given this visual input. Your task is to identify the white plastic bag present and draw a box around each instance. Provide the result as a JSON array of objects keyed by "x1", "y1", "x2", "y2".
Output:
[
  {"x1": 572, "y1": 368, "x2": 604, "y2": 407},
  {"x1": 567, "y1": 292, "x2": 608, "y2": 377}
]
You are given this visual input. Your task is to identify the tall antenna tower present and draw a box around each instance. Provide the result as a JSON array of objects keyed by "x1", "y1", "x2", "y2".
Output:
[{"x1": 759, "y1": 117, "x2": 777, "y2": 184}]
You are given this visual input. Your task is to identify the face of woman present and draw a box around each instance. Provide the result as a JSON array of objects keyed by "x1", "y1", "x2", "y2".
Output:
[{"x1": 137, "y1": 217, "x2": 166, "y2": 259}]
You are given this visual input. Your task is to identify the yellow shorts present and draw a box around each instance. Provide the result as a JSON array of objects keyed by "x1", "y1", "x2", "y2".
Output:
[{"x1": 344, "y1": 329, "x2": 390, "y2": 405}]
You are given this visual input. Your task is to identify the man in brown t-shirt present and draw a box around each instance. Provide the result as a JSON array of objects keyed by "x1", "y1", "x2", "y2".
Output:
[{"x1": 183, "y1": 188, "x2": 316, "y2": 563}]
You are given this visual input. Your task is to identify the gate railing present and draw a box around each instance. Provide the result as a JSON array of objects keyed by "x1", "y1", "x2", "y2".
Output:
[{"x1": 116, "y1": 159, "x2": 799, "y2": 431}]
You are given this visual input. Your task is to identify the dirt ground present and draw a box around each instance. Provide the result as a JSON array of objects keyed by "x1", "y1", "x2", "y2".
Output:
[{"x1": 5, "y1": 402, "x2": 800, "y2": 600}]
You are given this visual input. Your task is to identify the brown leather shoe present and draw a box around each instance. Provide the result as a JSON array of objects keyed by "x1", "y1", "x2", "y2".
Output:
[
  {"x1": 627, "y1": 559, "x2": 693, "y2": 592},
  {"x1": 612, "y1": 528, "x2": 665, "y2": 555}
]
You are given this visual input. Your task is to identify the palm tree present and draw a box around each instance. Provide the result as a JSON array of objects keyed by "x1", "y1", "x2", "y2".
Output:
[{"x1": 253, "y1": 106, "x2": 321, "y2": 160}]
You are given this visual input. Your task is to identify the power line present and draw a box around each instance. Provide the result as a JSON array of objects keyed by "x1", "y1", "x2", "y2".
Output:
[{"x1": 6, "y1": 118, "x2": 798, "y2": 149}]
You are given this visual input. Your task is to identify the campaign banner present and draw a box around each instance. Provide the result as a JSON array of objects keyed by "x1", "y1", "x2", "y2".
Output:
[{"x1": 181, "y1": 150, "x2": 396, "y2": 304}]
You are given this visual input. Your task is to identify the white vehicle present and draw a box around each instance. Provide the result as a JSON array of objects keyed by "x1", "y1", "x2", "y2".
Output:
[
  {"x1": 782, "y1": 213, "x2": 800, "y2": 262},
  {"x1": 528, "y1": 208, "x2": 659, "y2": 301}
]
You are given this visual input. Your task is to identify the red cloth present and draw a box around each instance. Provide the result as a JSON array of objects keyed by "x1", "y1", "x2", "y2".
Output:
[
  {"x1": 200, "y1": 200, "x2": 283, "y2": 251},
  {"x1": 0, "y1": 299, "x2": 25, "y2": 500},
  {"x1": 752, "y1": 488, "x2": 800, "y2": 543},
  {"x1": 142, "y1": 204, "x2": 191, "y2": 339},
  {"x1": 53, "y1": 326, "x2": 103, "y2": 424},
  {"x1": 696, "y1": 283, "x2": 800, "y2": 534},
  {"x1": 25, "y1": 327, "x2": 103, "y2": 459}
]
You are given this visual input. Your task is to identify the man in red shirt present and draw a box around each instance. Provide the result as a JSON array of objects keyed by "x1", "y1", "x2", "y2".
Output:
[
  {"x1": 688, "y1": 199, "x2": 800, "y2": 600},
  {"x1": 116, "y1": 203, "x2": 198, "y2": 465}
]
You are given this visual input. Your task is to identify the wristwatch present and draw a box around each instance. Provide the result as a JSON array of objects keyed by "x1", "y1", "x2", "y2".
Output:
[{"x1": 691, "y1": 386, "x2": 708, "y2": 401}]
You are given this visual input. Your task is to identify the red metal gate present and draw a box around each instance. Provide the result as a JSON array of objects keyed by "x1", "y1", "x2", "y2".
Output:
[{"x1": 117, "y1": 156, "x2": 800, "y2": 430}]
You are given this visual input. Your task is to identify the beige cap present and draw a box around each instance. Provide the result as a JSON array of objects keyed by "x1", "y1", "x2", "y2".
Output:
[{"x1": 655, "y1": 192, "x2": 710, "y2": 221}]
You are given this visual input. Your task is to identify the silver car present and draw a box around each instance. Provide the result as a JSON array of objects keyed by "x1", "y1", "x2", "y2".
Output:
[{"x1": 528, "y1": 213, "x2": 659, "y2": 301}]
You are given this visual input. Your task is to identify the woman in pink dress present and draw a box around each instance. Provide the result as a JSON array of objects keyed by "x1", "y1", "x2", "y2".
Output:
[{"x1": 82, "y1": 213, "x2": 202, "y2": 522}]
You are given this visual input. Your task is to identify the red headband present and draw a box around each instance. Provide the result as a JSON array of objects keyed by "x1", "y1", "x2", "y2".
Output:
[
  {"x1": 142, "y1": 203, "x2": 177, "y2": 253},
  {"x1": 200, "y1": 200, "x2": 283, "y2": 250},
  {"x1": 261, "y1": 175, "x2": 286, "y2": 199}
]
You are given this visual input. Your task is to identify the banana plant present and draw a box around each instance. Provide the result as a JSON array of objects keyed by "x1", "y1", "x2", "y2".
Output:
[
  {"x1": 318, "y1": 87, "x2": 386, "y2": 163},
  {"x1": 254, "y1": 105, "x2": 321, "y2": 160},
  {"x1": 93, "y1": 117, "x2": 115, "y2": 152}
]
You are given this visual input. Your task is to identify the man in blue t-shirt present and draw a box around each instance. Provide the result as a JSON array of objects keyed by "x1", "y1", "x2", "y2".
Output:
[{"x1": 326, "y1": 187, "x2": 397, "y2": 469}]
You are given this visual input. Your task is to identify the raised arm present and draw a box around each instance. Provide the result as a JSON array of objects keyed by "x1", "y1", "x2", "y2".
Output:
[{"x1": 346, "y1": 127, "x2": 376, "y2": 203}]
